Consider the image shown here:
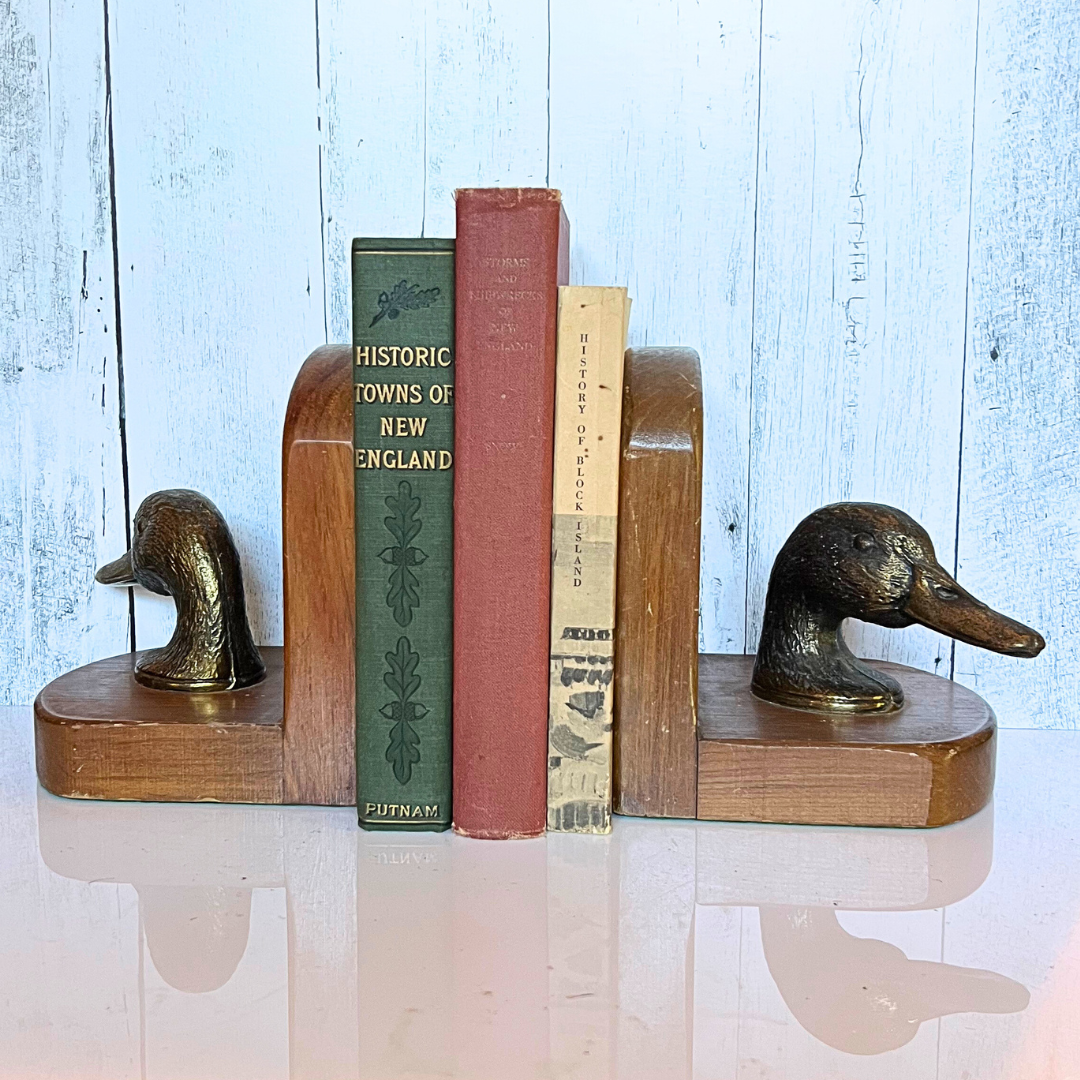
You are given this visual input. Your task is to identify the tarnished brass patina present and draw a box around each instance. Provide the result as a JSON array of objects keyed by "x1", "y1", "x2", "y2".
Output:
[
  {"x1": 96, "y1": 489, "x2": 265, "y2": 692},
  {"x1": 751, "y1": 503, "x2": 1044, "y2": 714}
]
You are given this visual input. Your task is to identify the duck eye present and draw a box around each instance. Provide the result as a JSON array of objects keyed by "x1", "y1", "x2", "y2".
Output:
[
  {"x1": 853, "y1": 533, "x2": 875, "y2": 552},
  {"x1": 932, "y1": 584, "x2": 960, "y2": 601}
]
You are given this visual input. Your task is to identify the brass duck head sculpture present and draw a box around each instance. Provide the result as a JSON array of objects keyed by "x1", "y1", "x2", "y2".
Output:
[
  {"x1": 751, "y1": 502, "x2": 1044, "y2": 714},
  {"x1": 96, "y1": 489, "x2": 265, "y2": 692}
]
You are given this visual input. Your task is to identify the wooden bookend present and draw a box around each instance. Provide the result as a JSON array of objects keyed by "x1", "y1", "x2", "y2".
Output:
[
  {"x1": 611, "y1": 347, "x2": 996, "y2": 829},
  {"x1": 613, "y1": 347, "x2": 702, "y2": 818},
  {"x1": 281, "y1": 344, "x2": 355, "y2": 805},
  {"x1": 35, "y1": 346, "x2": 356, "y2": 806}
]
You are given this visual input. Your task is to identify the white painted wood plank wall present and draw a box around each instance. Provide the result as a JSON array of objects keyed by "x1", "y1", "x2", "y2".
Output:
[
  {"x1": 954, "y1": 0, "x2": 1080, "y2": 728},
  {"x1": 747, "y1": 0, "x2": 979, "y2": 678},
  {"x1": 1, "y1": 0, "x2": 129, "y2": 703},
  {"x1": 2, "y1": 0, "x2": 1076, "y2": 729}
]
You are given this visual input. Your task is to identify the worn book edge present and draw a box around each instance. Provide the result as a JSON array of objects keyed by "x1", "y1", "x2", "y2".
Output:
[{"x1": 547, "y1": 286, "x2": 630, "y2": 834}]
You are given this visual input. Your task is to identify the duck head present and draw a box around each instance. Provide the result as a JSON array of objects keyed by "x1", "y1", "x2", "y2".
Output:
[
  {"x1": 96, "y1": 489, "x2": 265, "y2": 692},
  {"x1": 751, "y1": 502, "x2": 1044, "y2": 714}
]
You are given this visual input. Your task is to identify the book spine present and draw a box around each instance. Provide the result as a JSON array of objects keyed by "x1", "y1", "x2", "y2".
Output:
[
  {"x1": 352, "y1": 238, "x2": 455, "y2": 831},
  {"x1": 547, "y1": 286, "x2": 629, "y2": 833},
  {"x1": 453, "y1": 188, "x2": 570, "y2": 839}
]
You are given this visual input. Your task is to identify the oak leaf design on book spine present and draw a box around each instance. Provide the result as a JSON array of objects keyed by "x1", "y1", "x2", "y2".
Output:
[
  {"x1": 379, "y1": 481, "x2": 427, "y2": 627},
  {"x1": 381, "y1": 636, "x2": 428, "y2": 785},
  {"x1": 369, "y1": 280, "x2": 441, "y2": 327}
]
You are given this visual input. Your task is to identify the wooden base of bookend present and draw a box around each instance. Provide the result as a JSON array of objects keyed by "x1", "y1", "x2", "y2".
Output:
[
  {"x1": 35, "y1": 648, "x2": 285, "y2": 803},
  {"x1": 696, "y1": 654, "x2": 995, "y2": 828}
]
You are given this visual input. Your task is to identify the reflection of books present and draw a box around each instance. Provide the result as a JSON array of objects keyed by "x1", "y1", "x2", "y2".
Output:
[
  {"x1": 358, "y1": 833, "x2": 452, "y2": 1078},
  {"x1": 547, "y1": 286, "x2": 631, "y2": 834}
]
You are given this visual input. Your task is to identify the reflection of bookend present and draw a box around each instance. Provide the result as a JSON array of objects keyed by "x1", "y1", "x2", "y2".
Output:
[
  {"x1": 758, "y1": 905, "x2": 1029, "y2": 1055},
  {"x1": 35, "y1": 786, "x2": 358, "y2": 1066},
  {"x1": 36, "y1": 789, "x2": 283, "y2": 991},
  {"x1": 694, "y1": 801, "x2": 995, "y2": 911},
  {"x1": 613, "y1": 348, "x2": 1044, "y2": 827},
  {"x1": 694, "y1": 808, "x2": 1029, "y2": 1057},
  {"x1": 35, "y1": 349, "x2": 358, "y2": 806}
]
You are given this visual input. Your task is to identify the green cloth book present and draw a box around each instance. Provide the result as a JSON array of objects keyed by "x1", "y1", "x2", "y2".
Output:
[{"x1": 352, "y1": 238, "x2": 454, "y2": 830}]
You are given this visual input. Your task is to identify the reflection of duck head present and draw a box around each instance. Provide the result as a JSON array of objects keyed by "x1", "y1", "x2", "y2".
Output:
[
  {"x1": 96, "y1": 489, "x2": 264, "y2": 691},
  {"x1": 137, "y1": 886, "x2": 252, "y2": 993},
  {"x1": 759, "y1": 906, "x2": 1030, "y2": 1055},
  {"x1": 751, "y1": 503, "x2": 1044, "y2": 713}
]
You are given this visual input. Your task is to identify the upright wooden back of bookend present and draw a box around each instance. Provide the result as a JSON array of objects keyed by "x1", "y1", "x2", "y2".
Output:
[
  {"x1": 613, "y1": 348, "x2": 703, "y2": 818},
  {"x1": 282, "y1": 346, "x2": 355, "y2": 805}
]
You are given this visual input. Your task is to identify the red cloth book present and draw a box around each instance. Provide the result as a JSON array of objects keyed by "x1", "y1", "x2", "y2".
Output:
[{"x1": 453, "y1": 189, "x2": 571, "y2": 838}]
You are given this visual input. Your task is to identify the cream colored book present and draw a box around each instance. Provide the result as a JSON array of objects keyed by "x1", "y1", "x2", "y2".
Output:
[{"x1": 547, "y1": 286, "x2": 630, "y2": 833}]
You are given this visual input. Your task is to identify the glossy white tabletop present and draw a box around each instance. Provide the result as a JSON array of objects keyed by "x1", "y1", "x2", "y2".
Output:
[{"x1": 3, "y1": 707, "x2": 1079, "y2": 1079}]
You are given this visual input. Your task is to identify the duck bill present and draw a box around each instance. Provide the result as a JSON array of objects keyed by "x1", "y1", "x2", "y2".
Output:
[
  {"x1": 904, "y1": 567, "x2": 1045, "y2": 658},
  {"x1": 95, "y1": 551, "x2": 136, "y2": 587}
]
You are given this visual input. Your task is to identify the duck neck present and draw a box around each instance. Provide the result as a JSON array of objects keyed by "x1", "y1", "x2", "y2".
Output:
[
  {"x1": 752, "y1": 585, "x2": 903, "y2": 713},
  {"x1": 757, "y1": 589, "x2": 849, "y2": 670},
  {"x1": 159, "y1": 573, "x2": 231, "y2": 678},
  {"x1": 139, "y1": 554, "x2": 263, "y2": 690}
]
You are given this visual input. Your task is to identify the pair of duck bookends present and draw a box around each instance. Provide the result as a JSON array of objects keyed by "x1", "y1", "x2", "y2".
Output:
[{"x1": 34, "y1": 345, "x2": 1044, "y2": 826}]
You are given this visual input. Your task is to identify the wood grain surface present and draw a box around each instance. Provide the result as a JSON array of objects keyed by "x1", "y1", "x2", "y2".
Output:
[
  {"x1": 105, "y1": 0, "x2": 325, "y2": 656},
  {"x1": 35, "y1": 647, "x2": 285, "y2": 803},
  {"x1": 3, "y1": 1, "x2": 1074, "y2": 733},
  {"x1": 953, "y1": 0, "x2": 1080, "y2": 728},
  {"x1": 320, "y1": 0, "x2": 548, "y2": 344},
  {"x1": 746, "y1": 0, "x2": 980, "y2": 676},
  {"x1": 281, "y1": 346, "x2": 354, "y2": 805},
  {"x1": 0, "y1": 0, "x2": 130, "y2": 703},
  {"x1": 548, "y1": 0, "x2": 760, "y2": 654},
  {"x1": 613, "y1": 348, "x2": 702, "y2": 819},
  {"x1": 698, "y1": 655, "x2": 995, "y2": 827}
]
